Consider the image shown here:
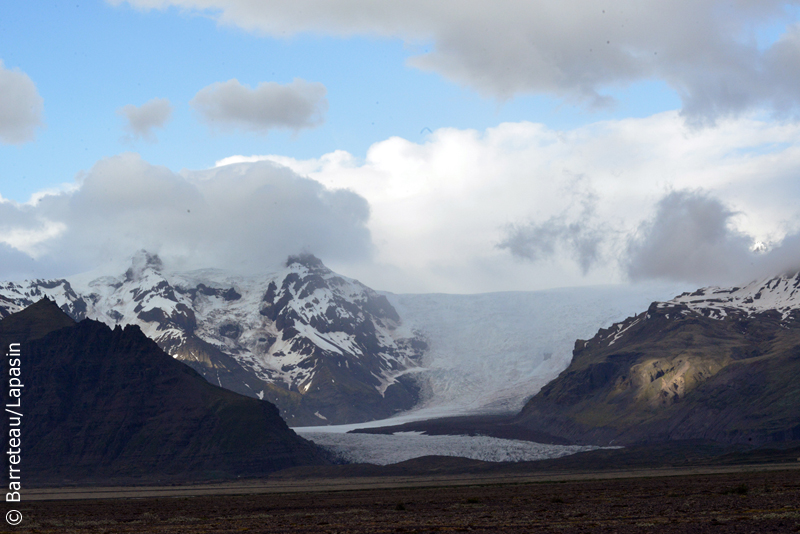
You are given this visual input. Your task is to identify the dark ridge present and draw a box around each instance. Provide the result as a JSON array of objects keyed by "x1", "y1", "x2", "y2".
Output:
[
  {"x1": 0, "y1": 297, "x2": 75, "y2": 342},
  {"x1": 512, "y1": 304, "x2": 800, "y2": 447},
  {"x1": 0, "y1": 299, "x2": 330, "y2": 486}
]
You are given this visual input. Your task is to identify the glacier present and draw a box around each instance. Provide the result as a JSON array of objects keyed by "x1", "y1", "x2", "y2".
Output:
[
  {"x1": 297, "y1": 430, "x2": 605, "y2": 465},
  {"x1": 379, "y1": 283, "x2": 690, "y2": 420},
  {"x1": 292, "y1": 282, "x2": 688, "y2": 465}
]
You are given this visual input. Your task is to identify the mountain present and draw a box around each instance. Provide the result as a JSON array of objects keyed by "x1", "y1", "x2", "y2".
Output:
[
  {"x1": 513, "y1": 273, "x2": 800, "y2": 446},
  {"x1": 0, "y1": 277, "x2": 87, "y2": 320},
  {"x1": 0, "y1": 299, "x2": 329, "y2": 485},
  {"x1": 0, "y1": 252, "x2": 426, "y2": 426}
]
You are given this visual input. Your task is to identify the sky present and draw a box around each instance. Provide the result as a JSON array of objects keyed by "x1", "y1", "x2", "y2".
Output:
[{"x1": 1, "y1": 1, "x2": 800, "y2": 293}]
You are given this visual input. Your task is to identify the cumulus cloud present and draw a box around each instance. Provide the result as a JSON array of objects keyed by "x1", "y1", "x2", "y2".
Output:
[
  {"x1": 626, "y1": 190, "x2": 800, "y2": 285},
  {"x1": 112, "y1": 0, "x2": 800, "y2": 121},
  {"x1": 0, "y1": 153, "x2": 372, "y2": 279},
  {"x1": 5, "y1": 113, "x2": 800, "y2": 292},
  {"x1": 190, "y1": 78, "x2": 327, "y2": 133},
  {"x1": 0, "y1": 60, "x2": 44, "y2": 144},
  {"x1": 117, "y1": 97, "x2": 172, "y2": 142},
  {"x1": 0, "y1": 201, "x2": 66, "y2": 258},
  {"x1": 216, "y1": 114, "x2": 800, "y2": 292}
]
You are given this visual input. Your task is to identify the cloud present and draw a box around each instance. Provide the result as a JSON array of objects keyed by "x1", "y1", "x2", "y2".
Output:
[
  {"x1": 111, "y1": 0, "x2": 800, "y2": 121},
  {"x1": 625, "y1": 190, "x2": 756, "y2": 284},
  {"x1": 0, "y1": 200, "x2": 66, "y2": 257},
  {"x1": 0, "y1": 60, "x2": 44, "y2": 144},
  {"x1": 761, "y1": 232, "x2": 800, "y2": 276},
  {"x1": 5, "y1": 113, "x2": 800, "y2": 292},
  {"x1": 498, "y1": 219, "x2": 605, "y2": 275},
  {"x1": 497, "y1": 177, "x2": 605, "y2": 274},
  {"x1": 625, "y1": 190, "x2": 800, "y2": 285},
  {"x1": 217, "y1": 114, "x2": 800, "y2": 292},
  {"x1": 117, "y1": 97, "x2": 172, "y2": 142},
  {"x1": 190, "y1": 78, "x2": 327, "y2": 133},
  {"x1": 0, "y1": 153, "x2": 372, "y2": 278}
]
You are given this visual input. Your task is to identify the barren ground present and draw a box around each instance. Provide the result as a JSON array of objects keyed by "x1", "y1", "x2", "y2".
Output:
[{"x1": 4, "y1": 464, "x2": 800, "y2": 533}]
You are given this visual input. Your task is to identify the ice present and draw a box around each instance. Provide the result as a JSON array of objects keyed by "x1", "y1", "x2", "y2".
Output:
[{"x1": 297, "y1": 431, "x2": 605, "y2": 465}]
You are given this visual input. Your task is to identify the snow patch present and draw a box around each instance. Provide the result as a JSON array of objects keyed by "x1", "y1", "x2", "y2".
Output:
[{"x1": 671, "y1": 272, "x2": 800, "y2": 320}]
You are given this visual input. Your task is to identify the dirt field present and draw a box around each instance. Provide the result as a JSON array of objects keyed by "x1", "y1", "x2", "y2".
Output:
[{"x1": 3, "y1": 465, "x2": 800, "y2": 533}]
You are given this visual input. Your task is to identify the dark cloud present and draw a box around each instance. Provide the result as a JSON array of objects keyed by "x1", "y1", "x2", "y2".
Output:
[
  {"x1": 117, "y1": 97, "x2": 172, "y2": 142},
  {"x1": 0, "y1": 60, "x2": 44, "y2": 144},
  {"x1": 755, "y1": 231, "x2": 800, "y2": 279},
  {"x1": 190, "y1": 78, "x2": 328, "y2": 133},
  {"x1": 498, "y1": 218, "x2": 605, "y2": 274},
  {"x1": 0, "y1": 154, "x2": 373, "y2": 278},
  {"x1": 625, "y1": 190, "x2": 800, "y2": 285},
  {"x1": 498, "y1": 182, "x2": 605, "y2": 274}
]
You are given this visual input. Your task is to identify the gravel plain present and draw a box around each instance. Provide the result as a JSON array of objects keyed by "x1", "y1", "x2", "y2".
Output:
[{"x1": 3, "y1": 465, "x2": 799, "y2": 533}]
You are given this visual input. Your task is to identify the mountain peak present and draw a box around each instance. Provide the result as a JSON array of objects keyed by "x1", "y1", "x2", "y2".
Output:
[
  {"x1": 125, "y1": 250, "x2": 164, "y2": 281},
  {"x1": 285, "y1": 253, "x2": 327, "y2": 271},
  {"x1": 667, "y1": 271, "x2": 800, "y2": 320},
  {"x1": 0, "y1": 297, "x2": 76, "y2": 342}
]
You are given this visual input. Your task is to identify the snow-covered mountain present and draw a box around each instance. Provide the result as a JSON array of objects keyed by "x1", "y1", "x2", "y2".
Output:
[
  {"x1": 592, "y1": 272, "x2": 800, "y2": 350},
  {"x1": 668, "y1": 272, "x2": 800, "y2": 319},
  {"x1": 0, "y1": 278, "x2": 87, "y2": 320},
  {"x1": 0, "y1": 251, "x2": 426, "y2": 425}
]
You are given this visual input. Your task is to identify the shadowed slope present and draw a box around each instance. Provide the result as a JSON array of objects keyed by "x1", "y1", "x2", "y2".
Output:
[{"x1": 0, "y1": 299, "x2": 330, "y2": 485}]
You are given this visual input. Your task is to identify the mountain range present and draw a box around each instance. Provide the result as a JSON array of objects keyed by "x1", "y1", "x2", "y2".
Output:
[
  {"x1": 6, "y1": 249, "x2": 798, "y2": 448},
  {"x1": 0, "y1": 252, "x2": 686, "y2": 427},
  {"x1": 0, "y1": 252, "x2": 426, "y2": 426}
]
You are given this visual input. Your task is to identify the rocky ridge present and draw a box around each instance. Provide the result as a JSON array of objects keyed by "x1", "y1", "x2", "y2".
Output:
[
  {"x1": 0, "y1": 252, "x2": 426, "y2": 425},
  {"x1": 515, "y1": 272, "x2": 800, "y2": 446}
]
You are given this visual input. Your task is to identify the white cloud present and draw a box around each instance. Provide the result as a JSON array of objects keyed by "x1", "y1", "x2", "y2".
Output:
[
  {"x1": 117, "y1": 97, "x2": 172, "y2": 142},
  {"x1": 4, "y1": 114, "x2": 800, "y2": 292},
  {"x1": 0, "y1": 60, "x2": 44, "y2": 144},
  {"x1": 190, "y1": 78, "x2": 327, "y2": 133},
  {"x1": 0, "y1": 200, "x2": 65, "y2": 257},
  {"x1": 111, "y1": 0, "x2": 800, "y2": 121},
  {"x1": 0, "y1": 153, "x2": 371, "y2": 279},
  {"x1": 220, "y1": 113, "x2": 800, "y2": 292}
]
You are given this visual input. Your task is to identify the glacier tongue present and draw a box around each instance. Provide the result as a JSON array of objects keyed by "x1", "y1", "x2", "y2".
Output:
[
  {"x1": 382, "y1": 283, "x2": 690, "y2": 419},
  {"x1": 296, "y1": 431, "x2": 602, "y2": 465}
]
